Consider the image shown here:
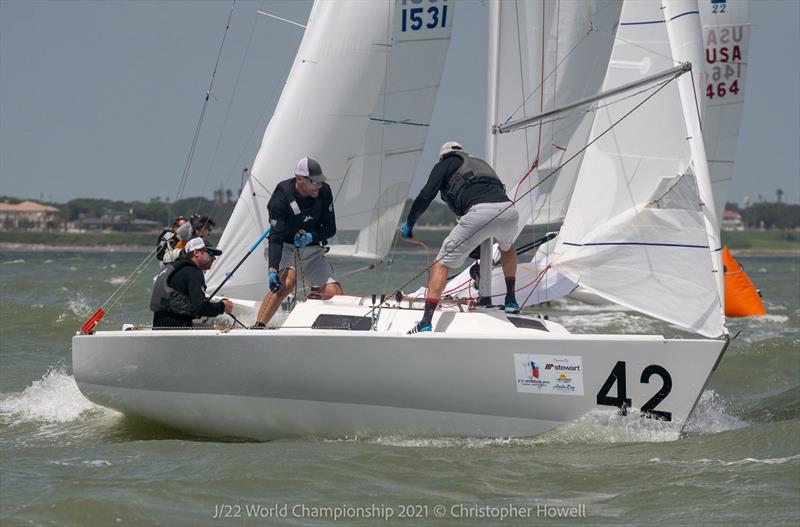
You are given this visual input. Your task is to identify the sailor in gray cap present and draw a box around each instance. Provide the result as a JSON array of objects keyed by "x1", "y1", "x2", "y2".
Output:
[{"x1": 253, "y1": 157, "x2": 342, "y2": 328}]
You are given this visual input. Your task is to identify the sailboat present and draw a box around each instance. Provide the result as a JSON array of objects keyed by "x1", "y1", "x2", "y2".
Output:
[
  {"x1": 72, "y1": 0, "x2": 730, "y2": 441},
  {"x1": 442, "y1": 0, "x2": 764, "y2": 317},
  {"x1": 700, "y1": 0, "x2": 766, "y2": 317}
]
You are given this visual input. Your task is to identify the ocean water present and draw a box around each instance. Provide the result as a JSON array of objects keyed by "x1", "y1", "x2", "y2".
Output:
[{"x1": 1, "y1": 249, "x2": 798, "y2": 526}]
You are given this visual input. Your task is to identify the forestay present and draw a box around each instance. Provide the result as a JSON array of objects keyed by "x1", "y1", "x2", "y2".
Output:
[
  {"x1": 208, "y1": 0, "x2": 452, "y2": 301},
  {"x1": 487, "y1": 0, "x2": 622, "y2": 232},
  {"x1": 552, "y1": 0, "x2": 726, "y2": 338},
  {"x1": 699, "y1": 0, "x2": 750, "y2": 221}
]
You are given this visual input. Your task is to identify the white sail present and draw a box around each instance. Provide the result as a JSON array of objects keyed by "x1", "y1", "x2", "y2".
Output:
[
  {"x1": 428, "y1": 0, "x2": 622, "y2": 305},
  {"x1": 699, "y1": 0, "x2": 750, "y2": 220},
  {"x1": 552, "y1": 0, "x2": 725, "y2": 338},
  {"x1": 208, "y1": 0, "x2": 453, "y2": 300},
  {"x1": 487, "y1": 0, "x2": 623, "y2": 232}
]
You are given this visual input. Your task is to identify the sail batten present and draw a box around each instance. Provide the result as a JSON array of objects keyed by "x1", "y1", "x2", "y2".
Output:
[
  {"x1": 208, "y1": 0, "x2": 453, "y2": 299},
  {"x1": 552, "y1": 0, "x2": 726, "y2": 338}
]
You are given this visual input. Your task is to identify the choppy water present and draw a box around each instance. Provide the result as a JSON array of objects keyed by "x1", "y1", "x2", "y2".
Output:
[{"x1": 1, "y1": 249, "x2": 798, "y2": 526}]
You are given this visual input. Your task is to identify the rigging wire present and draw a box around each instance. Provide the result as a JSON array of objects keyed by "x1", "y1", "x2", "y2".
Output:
[
  {"x1": 174, "y1": 0, "x2": 237, "y2": 203},
  {"x1": 364, "y1": 72, "x2": 681, "y2": 319},
  {"x1": 196, "y1": 0, "x2": 265, "y2": 215}
]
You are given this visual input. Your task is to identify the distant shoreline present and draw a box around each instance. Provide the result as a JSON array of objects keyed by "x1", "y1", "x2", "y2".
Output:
[
  {"x1": 0, "y1": 242, "x2": 152, "y2": 253},
  {"x1": 1, "y1": 242, "x2": 797, "y2": 258}
]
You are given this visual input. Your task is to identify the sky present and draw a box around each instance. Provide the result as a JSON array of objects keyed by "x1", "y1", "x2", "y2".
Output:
[{"x1": 1, "y1": 0, "x2": 798, "y2": 206}]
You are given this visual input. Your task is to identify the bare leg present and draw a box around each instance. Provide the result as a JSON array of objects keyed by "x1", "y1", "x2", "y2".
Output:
[
  {"x1": 255, "y1": 268, "x2": 297, "y2": 326},
  {"x1": 500, "y1": 246, "x2": 517, "y2": 278},
  {"x1": 500, "y1": 245, "x2": 518, "y2": 308},
  {"x1": 425, "y1": 262, "x2": 450, "y2": 302}
]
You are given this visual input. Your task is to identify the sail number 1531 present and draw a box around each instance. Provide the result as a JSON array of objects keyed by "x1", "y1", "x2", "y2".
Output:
[{"x1": 401, "y1": 1, "x2": 448, "y2": 32}]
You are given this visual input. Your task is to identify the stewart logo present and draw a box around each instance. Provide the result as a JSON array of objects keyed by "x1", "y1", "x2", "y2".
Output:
[{"x1": 545, "y1": 363, "x2": 581, "y2": 372}]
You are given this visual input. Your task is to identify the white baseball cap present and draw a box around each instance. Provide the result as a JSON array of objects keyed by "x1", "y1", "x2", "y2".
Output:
[
  {"x1": 185, "y1": 237, "x2": 222, "y2": 256},
  {"x1": 439, "y1": 141, "x2": 463, "y2": 158},
  {"x1": 294, "y1": 157, "x2": 326, "y2": 184}
]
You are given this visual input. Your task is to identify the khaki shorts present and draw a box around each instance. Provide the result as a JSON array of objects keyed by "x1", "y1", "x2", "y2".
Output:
[
  {"x1": 437, "y1": 201, "x2": 519, "y2": 268},
  {"x1": 266, "y1": 244, "x2": 339, "y2": 289}
]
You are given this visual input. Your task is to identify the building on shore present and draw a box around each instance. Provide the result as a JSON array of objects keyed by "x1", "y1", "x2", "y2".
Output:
[
  {"x1": 0, "y1": 201, "x2": 59, "y2": 231},
  {"x1": 721, "y1": 209, "x2": 745, "y2": 231}
]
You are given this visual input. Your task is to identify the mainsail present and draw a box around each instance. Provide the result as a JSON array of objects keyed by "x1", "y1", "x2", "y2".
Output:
[
  {"x1": 551, "y1": 0, "x2": 726, "y2": 338},
  {"x1": 699, "y1": 0, "x2": 750, "y2": 221},
  {"x1": 208, "y1": 0, "x2": 453, "y2": 300}
]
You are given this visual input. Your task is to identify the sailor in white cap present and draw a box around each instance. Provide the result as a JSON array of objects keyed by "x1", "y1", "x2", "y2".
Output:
[
  {"x1": 400, "y1": 141, "x2": 520, "y2": 333},
  {"x1": 253, "y1": 157, "x2": 343, "y2": 328},
  {"x1": 150, "y1": 237, "x2": 233, "y2": 328}
]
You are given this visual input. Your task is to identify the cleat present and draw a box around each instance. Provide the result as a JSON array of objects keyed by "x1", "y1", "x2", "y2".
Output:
[
  {"x1": 504, "y1": 301, "x2": 520, "y2": 313},
  {"x1": 250, "y1": 322, "x2": 266, "y2": 329},
  {"x1": 407, "y1": 321, "x2": 432, "y2": 334}
]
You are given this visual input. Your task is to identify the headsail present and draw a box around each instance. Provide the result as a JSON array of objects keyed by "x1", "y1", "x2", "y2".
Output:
[
  {"x1": 551, "y1": 0, "x2": 726, "y2": 338},
  {"x1": 207, "y1": 0, "x2": 453, "y2": 300},
  {"x1": 487, "y1": 0, "x2": 623, "y2": 232}
]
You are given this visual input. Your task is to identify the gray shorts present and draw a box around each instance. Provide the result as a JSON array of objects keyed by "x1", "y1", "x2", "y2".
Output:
[
  {"x1": 266, "y1": 244, "x2": 339, "y2": 288},
  {"x1": 437, "y1": 201, "x2": 519, "y2": 268}
]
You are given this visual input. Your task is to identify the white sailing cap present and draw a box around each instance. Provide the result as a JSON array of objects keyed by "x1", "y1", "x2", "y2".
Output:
[
  {"x1": 439, "y1": 141, "x2": 463, "y2": 158},
  {"x1": 185, "y1": 237, "x2": 222, "y2": 256},
  {"x1": 294, "y1": 157, "x2": 326, "y2": 184}
]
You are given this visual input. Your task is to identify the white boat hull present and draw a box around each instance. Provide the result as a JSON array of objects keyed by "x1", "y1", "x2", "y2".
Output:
[{"x1": 73, "y1": 302, "x2": 726, "y2": 440}]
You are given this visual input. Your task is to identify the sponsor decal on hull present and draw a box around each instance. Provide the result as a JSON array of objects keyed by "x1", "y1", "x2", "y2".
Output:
[{"x1": 514, "y1": 354, "x2": 584, "y2": 396}]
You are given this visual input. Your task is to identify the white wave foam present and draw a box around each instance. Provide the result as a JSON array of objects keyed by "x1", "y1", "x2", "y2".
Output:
[
  {"x1": 107, "y1": 276, "x2": 127, "y2": 285},
  {"x1": 759, "y1": 314, "x2": 789, "y2": 324},
  {"x1": 365, "y1": 436, "x2": 540, "y2": 449},
  {"x1": 362, "y1": 408, "x2": 684, "y2": 448},
  {"x1": 556, "y1": 311, "x2": 658, "y2": 334},
  {"x1": 43, "y1": 259, "x2": 54, "y2": 264},
  {"x1": 67, "y1": 293, "x2": 93, "y2": 317},
  {"x1": 67, "y1": 266, "x2": 78, "y2": 272},
  {"x1": 0, "y1": 368, "x2": 106, "y2": 424},
  {"x1": 650, "y1": 454, "x2": 800, "y2": 467},
  {"x1": 3, "y1": 259, "x2": 25, "y2": 265},
  {"x1": 551, "y1": 299, "x2": 624, "y2": 313},
  {"x1": 683, "y1": 390, "x2": 748, "y2": 436},
  {"x1": 722, "y1": 454, "x2": 800, "y2": 466},
  {"x1": 49, "y1": 458, "x2": 113, "y2": 467}
]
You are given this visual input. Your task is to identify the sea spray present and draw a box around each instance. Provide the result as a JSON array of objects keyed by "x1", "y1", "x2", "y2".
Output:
[{"x1": 0, "y1": 367, "x2": 103, "y2": 424}]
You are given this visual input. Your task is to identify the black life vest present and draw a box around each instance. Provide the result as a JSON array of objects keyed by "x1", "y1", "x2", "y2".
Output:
[
  {"x1": 272, "y1": 178, "x2": 326, "y2": 242},
  {"x1": 440, "y1": 152, "x2": 504, "y2": 216},
  {"x1": 149, "y1": 261, "x2": 196, "y2": 316}
]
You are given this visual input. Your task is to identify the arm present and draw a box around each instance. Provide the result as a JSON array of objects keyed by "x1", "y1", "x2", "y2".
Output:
[
  {"x1": 172, "y1": 267, "x2": 226, "y2": 317},
  {"x1": 406, "y1": 158, "x2": 453, "y2": 226},
  {"x1": 314, "y1": 186, "x2": 336, "y2": 244},
  {"x1": 266, "y1": 194, "x2": 292, "y2": 271}
]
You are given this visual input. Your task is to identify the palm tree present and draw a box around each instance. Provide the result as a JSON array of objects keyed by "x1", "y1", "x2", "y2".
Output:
[{"x1": 776, "y1": 189, "x2": 784, "y2": 203}]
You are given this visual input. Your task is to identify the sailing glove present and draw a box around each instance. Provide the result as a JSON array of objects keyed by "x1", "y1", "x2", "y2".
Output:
[
  {"x1": 400, "y1": 221, "x2": 413, "y2": 239},
  {"x1": 268, "y1": 271, "x2": 282, "y2": 293},
  {"x1": 294, "y1": 231, "x2": 313, "y2": 248}
]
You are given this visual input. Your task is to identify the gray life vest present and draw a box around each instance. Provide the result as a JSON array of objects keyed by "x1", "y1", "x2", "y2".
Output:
[
  {"x1": 440, "y1": 151, "x2": 504, "y2": 216},
  {"x1": 149, "y1": 262, "x2": 195, "y2": 316}
]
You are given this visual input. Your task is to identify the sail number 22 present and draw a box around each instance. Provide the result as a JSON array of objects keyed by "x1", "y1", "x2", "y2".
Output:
[
  {"x1": 596, "y1": 361, "x2": 673, "y2": 421},
  {"x1": 400, "y1": 0, "x2": 448, "y2": 32}
]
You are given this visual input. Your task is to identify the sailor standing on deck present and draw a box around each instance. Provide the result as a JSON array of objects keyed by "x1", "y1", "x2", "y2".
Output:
[
  {"x1": 400, "y1": 141, "x2": 520, "y2": 334},
  {"x1": 252, "y1": 157, "x2": 343, "y2": 328},
  {"x1": 150, "y1": 237, "x2": 233, "y2": 328}
]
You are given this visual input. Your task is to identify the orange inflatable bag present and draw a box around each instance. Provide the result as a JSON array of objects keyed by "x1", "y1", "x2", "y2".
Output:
[{"x1": 722, "y1": 245, "x2": 766, "y2": 317}]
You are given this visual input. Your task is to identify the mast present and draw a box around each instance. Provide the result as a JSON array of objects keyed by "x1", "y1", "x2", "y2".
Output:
[{"x1": 479, "y1": 0, "x2": 502, "y2": 303}]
